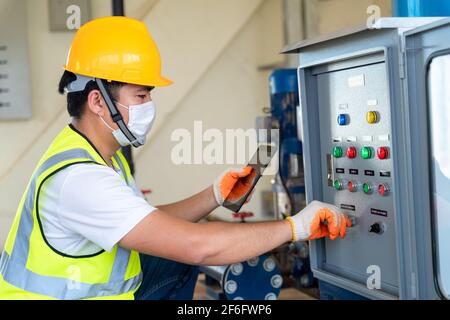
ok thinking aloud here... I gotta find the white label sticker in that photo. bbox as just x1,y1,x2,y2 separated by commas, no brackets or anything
367,99,378,106
348,74,365,88
362,135,373,142
378,134,390,141
347,136,357,142
339,104,349,110
333,137,343,142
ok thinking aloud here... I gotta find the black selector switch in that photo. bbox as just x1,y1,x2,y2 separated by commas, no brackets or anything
369,223,383,234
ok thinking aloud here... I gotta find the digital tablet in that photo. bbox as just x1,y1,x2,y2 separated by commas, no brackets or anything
222,144,276,212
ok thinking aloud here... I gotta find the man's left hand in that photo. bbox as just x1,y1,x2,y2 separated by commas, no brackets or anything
213,167,256,206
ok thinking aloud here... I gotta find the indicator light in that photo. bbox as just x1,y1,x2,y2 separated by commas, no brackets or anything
347,181,358,192
378,184,390,196
333,146,343,158
361,147,372,159
346,147,357,159
334,180,343,190
363,182,372,194
337,114,348,126
366,111,378,124
377,147,389,160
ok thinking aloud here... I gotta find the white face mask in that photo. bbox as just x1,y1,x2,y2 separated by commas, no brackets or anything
99,100,156,147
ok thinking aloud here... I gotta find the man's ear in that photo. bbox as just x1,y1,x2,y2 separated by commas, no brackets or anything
86,89,107,116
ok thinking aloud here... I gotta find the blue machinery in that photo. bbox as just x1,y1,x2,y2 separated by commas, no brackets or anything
392,0,450,17
268,69,306,216
266,70,314,291
199,255,283,300
200,70,312,300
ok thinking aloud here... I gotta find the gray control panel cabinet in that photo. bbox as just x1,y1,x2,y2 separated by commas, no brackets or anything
283,18,450,300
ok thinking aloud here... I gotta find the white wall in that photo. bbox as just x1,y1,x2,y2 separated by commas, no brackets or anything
0,0,279,245
0,0,159,245
314,0,392,36
134,0,285,222
135,0,392,221
0,0,393,247
0,0,73,244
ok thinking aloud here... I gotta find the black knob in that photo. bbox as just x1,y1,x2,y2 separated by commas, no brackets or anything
369,223,382,234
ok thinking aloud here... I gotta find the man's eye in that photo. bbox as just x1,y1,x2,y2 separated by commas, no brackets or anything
137,95,147,99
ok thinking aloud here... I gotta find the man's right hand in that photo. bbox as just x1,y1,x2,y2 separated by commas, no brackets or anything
286,200,352,241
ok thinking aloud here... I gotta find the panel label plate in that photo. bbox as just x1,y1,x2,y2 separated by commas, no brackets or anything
371,208,388,217
348,74,365,87
341,204,356,211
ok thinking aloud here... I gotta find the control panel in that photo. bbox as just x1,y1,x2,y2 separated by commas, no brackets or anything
316,61,398,294
290,17,450,300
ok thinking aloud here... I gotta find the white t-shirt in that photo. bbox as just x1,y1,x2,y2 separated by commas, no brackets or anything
38,162,156,256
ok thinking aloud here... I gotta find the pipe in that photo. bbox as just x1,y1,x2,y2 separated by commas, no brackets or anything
112,0,125,16
110,0,135,174
392,0,450,17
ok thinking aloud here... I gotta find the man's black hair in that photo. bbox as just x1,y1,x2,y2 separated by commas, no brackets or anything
58,71,125,119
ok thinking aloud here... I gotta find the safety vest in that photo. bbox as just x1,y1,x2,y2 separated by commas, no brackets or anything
0,125,142,299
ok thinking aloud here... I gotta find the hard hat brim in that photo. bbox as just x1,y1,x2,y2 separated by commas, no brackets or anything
63,65,174,87
152,75,174,87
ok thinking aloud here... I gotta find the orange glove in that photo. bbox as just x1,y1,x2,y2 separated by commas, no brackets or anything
286,200,352,241
213,167,257,206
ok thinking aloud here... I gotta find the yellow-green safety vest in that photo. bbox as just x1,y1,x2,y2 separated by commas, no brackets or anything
0,125,142,299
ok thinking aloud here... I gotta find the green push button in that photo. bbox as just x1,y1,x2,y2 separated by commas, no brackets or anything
334,180,343,190
361,147,372,159
363,183,371,194
333,146,343,158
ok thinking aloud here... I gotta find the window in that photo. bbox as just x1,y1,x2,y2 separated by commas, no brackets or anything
428,54,450,299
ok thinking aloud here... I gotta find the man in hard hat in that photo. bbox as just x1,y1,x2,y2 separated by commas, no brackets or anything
0,17,351,300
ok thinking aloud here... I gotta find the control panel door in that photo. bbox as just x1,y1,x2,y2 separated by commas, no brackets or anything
405,19,450,300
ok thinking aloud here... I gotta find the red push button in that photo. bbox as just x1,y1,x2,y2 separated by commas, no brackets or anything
378,184,390,196
346,147,357,159
347,181,358,192
377,147,389,160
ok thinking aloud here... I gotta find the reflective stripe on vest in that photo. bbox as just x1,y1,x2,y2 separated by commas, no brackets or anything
0,148,142,299
113,154,129,185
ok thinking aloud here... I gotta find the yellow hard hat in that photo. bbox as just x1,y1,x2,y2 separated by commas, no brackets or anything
64,16,172,87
